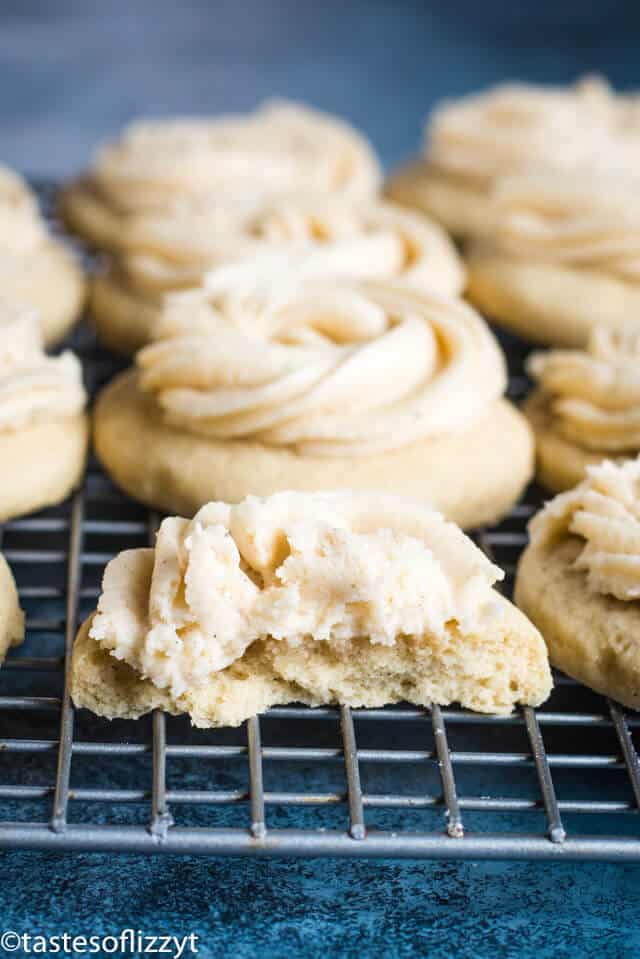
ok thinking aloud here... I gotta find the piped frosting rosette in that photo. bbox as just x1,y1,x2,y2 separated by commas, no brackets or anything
92,101,382,216
529,457,640,602
119,195,465,299
136,279,506,457
0,302,86,431
425,76,627,187
528,328,640,453
491,174,640,280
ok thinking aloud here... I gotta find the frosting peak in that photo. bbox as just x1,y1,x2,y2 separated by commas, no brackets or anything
89,491,504,697
0,303,86,431
137,280,506,456
528,328,640,452
529,458,640,602
93,101,382,214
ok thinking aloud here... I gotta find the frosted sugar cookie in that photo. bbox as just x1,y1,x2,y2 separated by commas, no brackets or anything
516,458,640,709
386,77,636,242
467,174,640,346
61,101,382,252
0,166,85,345
89,194,465,355
524,328,640,491
93,279,533,528
71,491,552,725
0,303,89,521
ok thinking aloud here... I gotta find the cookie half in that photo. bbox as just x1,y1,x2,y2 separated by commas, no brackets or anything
94,369,533,529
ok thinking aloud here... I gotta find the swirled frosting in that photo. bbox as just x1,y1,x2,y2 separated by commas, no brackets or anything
0,166,47,256
528,328,640,452
121,195,465,299
92,101,381,215
425,76,635,186
89,491,504,696
137,280,506,456
0,303,86,431
529,457,640,601
491,174,640,280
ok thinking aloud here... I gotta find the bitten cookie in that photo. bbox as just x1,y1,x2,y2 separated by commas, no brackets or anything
61,101,382,252
0,304,89,521
515,458,640,709
0,166,85,345
89,195,465,356
71,491,552,726
0,554,24,664
93,280,533,529
467,174,640,346
385,76,631,242
523,328,640,492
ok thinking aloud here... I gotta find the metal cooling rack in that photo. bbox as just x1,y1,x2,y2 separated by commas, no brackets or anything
0,183,639,861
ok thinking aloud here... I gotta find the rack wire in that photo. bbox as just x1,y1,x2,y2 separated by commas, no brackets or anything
0,183,639,861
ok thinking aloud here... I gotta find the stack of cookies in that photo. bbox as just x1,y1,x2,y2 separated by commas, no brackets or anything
3,86,639,724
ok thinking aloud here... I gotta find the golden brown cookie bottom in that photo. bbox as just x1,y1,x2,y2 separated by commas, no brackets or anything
0,554,24,664
6,241,86,346
94,370,534,529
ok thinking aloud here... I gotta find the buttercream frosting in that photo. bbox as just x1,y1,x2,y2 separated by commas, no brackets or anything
491,174,640,280
89,491,505,696
425,76,640,188
529,457,640,602
120,196,465,299
137,279,506,456
0,303,86,431
92,101,382,214
528,328,640,452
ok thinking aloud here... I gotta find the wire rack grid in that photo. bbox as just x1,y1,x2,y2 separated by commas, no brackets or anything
0,182,640,861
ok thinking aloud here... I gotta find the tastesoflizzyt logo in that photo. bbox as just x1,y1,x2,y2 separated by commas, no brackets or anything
0,929,199,956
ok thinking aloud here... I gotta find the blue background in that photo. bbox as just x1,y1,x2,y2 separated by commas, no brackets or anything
2,1,640,955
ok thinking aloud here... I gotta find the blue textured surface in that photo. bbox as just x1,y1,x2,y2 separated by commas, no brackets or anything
2,2,640,953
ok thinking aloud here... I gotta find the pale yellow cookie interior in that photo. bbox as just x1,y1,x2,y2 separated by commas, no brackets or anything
72,585,551,727
93,369,533,530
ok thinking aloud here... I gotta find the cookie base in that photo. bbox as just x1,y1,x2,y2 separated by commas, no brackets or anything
59,179,124,253
0,413,90,522
91,272,158,356
71,589,552,727
467,253,640,348
516,536,640,710
0,555,24,664
385,159,489,242
524,390,615,493
94,370,534,529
